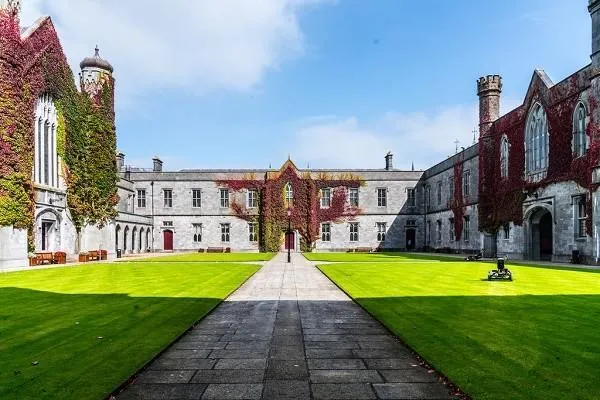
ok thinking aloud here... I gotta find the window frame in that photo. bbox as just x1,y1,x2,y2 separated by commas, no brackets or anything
193,223,202,243
437,181,442,205
248,222,258,242
220,223,231,242
573,102,588,158
463,216,470,243
377,188,388,207
449,218,455,242
377,222,386,242
219,188,230,208
525,103,550,182
503,223,510,240
463,170,471,198
192,189,202,208
320,188,332,208
349,187,359,207
500,135,509,178
321,223,331,242
247,189,259,209
137,189,146,208
407,188,416,207
285,182,293,207
163,189,173,208
349,222,359,242
575,196,587,239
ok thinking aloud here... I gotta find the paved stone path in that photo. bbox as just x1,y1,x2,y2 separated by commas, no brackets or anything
117,253,456,399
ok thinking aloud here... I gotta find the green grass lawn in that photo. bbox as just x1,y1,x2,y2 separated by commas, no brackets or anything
134,252,276,262
0,261,259,400
319,259,600,400
304,251,459,262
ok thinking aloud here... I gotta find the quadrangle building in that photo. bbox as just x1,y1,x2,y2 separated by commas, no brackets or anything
3,1,600,269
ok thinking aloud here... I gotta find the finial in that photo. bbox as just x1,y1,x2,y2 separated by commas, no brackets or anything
288,153,291,161
94,45,100,57
411,161,414,171
454,139,460,154
269,162,272,169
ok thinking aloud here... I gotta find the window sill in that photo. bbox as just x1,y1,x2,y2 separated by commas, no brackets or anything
575,237,587,242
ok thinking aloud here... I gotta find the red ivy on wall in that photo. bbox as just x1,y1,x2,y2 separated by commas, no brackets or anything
217,162,363,252
479,70,599,235
451,158,465,241
0,12,117,249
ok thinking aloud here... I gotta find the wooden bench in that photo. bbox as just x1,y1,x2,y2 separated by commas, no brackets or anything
99,249,108,260
53,252,67,264
197,248,206,253
36,252,53,265
88,250,100,261
356,247,373,253
225,247,231,253
207,247,224,253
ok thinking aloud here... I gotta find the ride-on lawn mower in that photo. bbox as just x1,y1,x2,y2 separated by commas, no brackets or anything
488,258,512,281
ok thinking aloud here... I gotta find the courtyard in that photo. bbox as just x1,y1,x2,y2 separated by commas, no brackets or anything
2,252,598,399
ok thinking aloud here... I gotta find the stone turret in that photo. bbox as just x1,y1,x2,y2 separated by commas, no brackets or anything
79,46,114,100
477,75,502,138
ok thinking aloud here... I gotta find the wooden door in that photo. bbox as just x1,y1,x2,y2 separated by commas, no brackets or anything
406,229,415,250
285,232,295,250
164,230,174,251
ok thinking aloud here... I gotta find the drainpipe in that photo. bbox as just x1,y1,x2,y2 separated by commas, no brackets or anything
151,180,155,252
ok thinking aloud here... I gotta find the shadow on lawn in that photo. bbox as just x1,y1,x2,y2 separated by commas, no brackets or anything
0,287,222,400
356,294,600,400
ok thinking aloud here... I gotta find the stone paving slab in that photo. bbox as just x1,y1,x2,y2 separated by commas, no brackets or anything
116,253,459,399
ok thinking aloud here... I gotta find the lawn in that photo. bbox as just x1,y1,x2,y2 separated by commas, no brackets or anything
133,252,276,262
0,261,259,400
318,259,600,400
304,251,459,262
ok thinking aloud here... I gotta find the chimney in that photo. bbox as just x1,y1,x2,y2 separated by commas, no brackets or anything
116,151,125,172
385,152,393,170
124,165,131,181
152,156,163,172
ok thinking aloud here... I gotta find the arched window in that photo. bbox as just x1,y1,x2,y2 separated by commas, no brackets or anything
573,102,587,158
34,94,59,188
284,182,293,207
525,103,549,182
500,135,509,178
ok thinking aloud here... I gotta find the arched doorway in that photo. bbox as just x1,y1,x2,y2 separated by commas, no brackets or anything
35,209,61,252
164,230,174,251
406,229,416,250
132,227,137,253
528,207,553,261
123,226,129,253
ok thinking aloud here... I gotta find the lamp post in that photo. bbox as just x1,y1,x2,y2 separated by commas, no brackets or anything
287,208,292,263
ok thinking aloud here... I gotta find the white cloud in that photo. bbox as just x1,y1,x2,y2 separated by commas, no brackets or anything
290,97,522,170
20,0,332,106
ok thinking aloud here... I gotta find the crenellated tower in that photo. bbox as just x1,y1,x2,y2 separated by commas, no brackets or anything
79,46,114,104
476,75,502,138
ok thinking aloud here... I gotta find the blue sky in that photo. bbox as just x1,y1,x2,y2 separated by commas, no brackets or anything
23,0,591,171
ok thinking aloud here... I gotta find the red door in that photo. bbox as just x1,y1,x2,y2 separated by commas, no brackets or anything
285,232,295,250
164,230,173,251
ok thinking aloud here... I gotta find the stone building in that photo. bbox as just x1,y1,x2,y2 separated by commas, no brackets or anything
4,1,600,269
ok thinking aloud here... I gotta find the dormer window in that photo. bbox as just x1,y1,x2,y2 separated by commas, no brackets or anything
525,103,549,182
573,102,588,158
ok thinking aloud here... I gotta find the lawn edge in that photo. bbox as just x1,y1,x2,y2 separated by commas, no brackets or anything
315,263,471,400
105,263,263,400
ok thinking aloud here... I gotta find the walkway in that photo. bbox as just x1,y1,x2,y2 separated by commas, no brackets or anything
117,253,456,399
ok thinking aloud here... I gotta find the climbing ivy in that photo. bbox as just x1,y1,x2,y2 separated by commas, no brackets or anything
0,12,118,248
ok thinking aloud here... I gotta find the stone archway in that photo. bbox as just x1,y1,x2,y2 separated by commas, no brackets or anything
525,206,554,261
35,208,62,252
